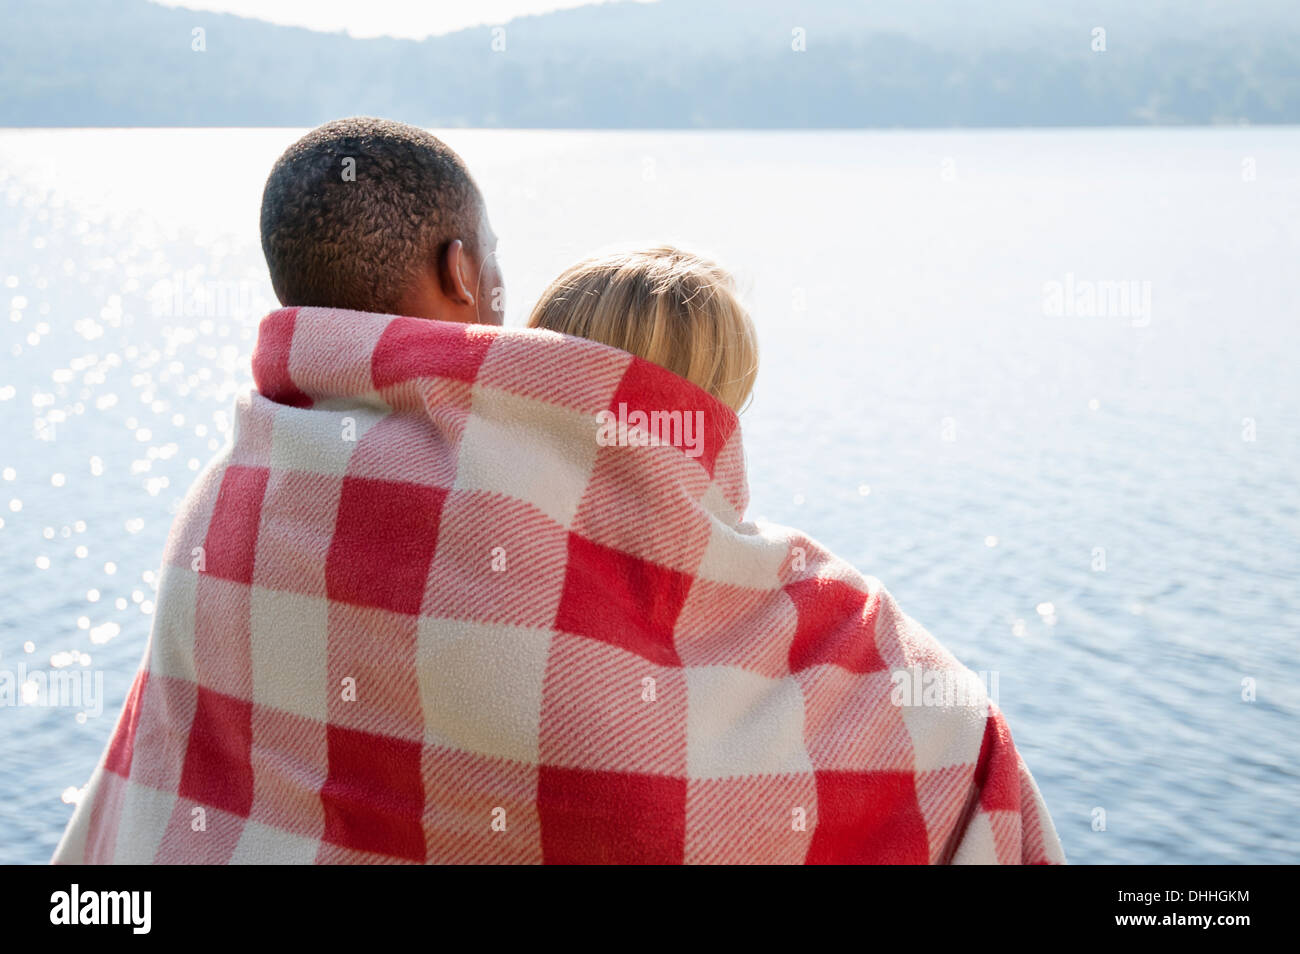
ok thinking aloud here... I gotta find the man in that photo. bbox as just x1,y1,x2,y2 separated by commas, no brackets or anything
54,117,1063,865
260,117,503,327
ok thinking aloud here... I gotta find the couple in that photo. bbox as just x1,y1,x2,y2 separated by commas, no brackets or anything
54,118,1063,865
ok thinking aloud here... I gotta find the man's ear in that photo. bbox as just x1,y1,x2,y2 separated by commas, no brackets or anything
438,239,476,306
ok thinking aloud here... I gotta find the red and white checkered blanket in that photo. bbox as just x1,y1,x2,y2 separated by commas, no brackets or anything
53,305,1064,864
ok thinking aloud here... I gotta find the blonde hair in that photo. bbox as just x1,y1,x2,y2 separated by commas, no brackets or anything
527,246,758,412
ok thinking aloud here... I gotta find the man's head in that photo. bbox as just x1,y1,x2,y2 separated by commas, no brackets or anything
260,117,503,325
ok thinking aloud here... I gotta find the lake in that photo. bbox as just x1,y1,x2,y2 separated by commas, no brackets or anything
1,128,1297,864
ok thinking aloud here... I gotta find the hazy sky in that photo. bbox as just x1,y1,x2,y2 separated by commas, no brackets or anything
149,0,645,38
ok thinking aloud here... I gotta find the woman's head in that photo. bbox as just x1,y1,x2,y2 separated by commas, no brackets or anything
527,246,758,412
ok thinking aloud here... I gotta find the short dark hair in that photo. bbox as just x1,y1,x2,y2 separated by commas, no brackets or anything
259,117,482,313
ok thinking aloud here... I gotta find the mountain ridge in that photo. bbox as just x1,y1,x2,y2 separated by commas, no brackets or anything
1,0,1297,127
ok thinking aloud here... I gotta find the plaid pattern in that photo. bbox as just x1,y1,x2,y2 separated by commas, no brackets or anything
52,306,1065,865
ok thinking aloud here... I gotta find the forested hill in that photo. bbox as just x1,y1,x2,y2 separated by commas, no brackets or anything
2,0,1297,127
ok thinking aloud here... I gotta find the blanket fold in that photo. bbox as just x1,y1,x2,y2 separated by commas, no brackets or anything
53,305,1064,864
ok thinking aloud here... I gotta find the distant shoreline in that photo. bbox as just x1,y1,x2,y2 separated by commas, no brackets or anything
5,0,1297,129
2,123,1297,132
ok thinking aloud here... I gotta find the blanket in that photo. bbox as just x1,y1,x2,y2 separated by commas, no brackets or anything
52,305,1065,864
